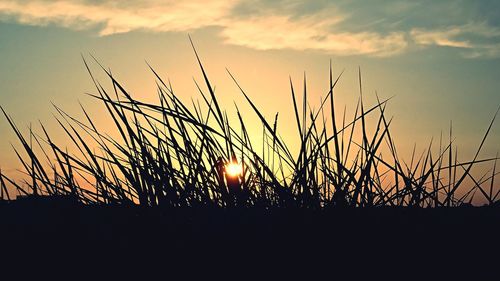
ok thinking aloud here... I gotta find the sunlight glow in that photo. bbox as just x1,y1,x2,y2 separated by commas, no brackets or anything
225,162,242,177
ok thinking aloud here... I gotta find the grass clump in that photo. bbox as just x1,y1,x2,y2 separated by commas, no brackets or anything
1,42,498,208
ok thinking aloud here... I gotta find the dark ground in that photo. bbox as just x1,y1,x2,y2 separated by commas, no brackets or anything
0,199,499,279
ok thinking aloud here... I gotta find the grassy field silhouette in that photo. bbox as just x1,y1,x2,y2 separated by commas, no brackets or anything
1,40,499,208
0,42,499,278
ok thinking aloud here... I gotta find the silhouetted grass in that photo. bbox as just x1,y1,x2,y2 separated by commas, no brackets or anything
1,41,499,208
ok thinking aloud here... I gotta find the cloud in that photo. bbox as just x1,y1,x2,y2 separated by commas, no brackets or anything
2,0,499,58
411,22,500,58
220,15,408,56
411,27,472,48
0,0,409,57
0,0,235,35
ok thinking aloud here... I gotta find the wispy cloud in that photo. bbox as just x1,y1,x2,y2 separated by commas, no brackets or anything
0,0,235,35
0,0,408,57
411,22,500,58
411,27,473,48
1,0,500,58
221,14,407,56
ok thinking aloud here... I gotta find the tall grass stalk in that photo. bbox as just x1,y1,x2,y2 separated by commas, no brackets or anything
1,45,498,208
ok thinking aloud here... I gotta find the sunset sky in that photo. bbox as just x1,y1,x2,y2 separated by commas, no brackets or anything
0,0,499,174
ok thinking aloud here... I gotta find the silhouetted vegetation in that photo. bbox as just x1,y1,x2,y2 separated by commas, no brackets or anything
0,40,499,209
1,42,500,280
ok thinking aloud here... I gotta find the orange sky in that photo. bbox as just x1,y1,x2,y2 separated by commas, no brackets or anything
0,1,499,203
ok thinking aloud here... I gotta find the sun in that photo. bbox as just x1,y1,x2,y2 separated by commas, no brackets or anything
225,162,243,177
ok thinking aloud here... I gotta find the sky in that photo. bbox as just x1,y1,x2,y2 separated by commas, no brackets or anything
0,0,499,180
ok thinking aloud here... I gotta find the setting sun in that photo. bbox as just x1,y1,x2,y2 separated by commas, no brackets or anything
225,162,243,177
